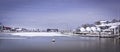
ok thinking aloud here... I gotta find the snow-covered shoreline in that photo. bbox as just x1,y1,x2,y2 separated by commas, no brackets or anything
1,32,119,38
1,32,70,37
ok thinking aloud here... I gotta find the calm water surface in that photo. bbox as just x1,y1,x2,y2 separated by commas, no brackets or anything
0,34,120,52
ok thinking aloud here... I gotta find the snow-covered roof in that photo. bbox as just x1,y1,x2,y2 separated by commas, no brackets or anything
109,26,117,29
96,22,120,27
91,27,97,31
80,27,86,32
103,29,111,32
96,28,101,31
86,27,91,31
100,21,107,23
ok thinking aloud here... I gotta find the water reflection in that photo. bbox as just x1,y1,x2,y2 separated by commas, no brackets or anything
0,35,120,52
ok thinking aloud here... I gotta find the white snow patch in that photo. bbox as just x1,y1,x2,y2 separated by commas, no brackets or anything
8,32,69,37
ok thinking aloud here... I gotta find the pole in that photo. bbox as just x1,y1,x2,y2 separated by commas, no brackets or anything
0,25,3,32
114,28,116,35
99,31,101,38
118,25,120,36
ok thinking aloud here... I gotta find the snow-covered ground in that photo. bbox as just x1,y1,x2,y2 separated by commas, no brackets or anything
4,32,69,37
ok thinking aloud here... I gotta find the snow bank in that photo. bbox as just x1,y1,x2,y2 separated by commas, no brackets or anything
8,32,68,37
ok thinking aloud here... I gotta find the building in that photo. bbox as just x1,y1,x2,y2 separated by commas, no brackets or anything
74,20,120,35
96,21,120,35
47,29,59,32
74,26,101,34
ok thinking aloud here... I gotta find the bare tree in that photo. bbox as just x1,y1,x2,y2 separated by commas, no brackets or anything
111,19,118,23
119,19,120,22
106,21,110,24
95,21,101,25
82,24,94,28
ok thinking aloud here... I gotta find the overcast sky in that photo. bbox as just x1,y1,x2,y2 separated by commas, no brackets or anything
0,0,120,29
